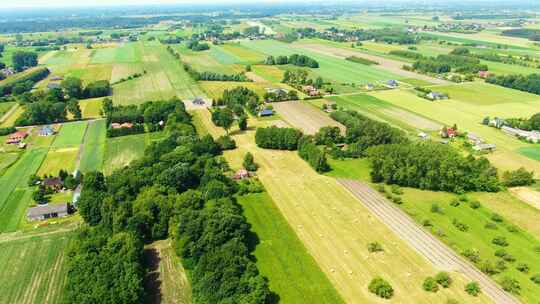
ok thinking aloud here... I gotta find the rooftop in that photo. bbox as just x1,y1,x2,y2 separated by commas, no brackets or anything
27,204,68,217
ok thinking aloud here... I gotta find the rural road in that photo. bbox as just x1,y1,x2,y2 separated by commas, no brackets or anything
338,179,520,304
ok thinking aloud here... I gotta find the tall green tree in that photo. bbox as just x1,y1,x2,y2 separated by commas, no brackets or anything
61,77,83,99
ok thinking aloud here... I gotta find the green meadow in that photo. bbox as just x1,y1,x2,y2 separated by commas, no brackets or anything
79,119,107,173
52,121,88,148
102,133,147,175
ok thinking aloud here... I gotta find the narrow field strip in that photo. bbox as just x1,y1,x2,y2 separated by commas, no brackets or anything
338,179,519,304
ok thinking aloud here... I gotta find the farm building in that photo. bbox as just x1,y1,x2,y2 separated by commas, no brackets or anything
478,71,490,78
426,92,448,100
502,126,540,143
233,169,250,180
467,133,483,145
111,122,134,129
38,126,55,136
5,131,28,144
193,97,206,105
266,88,289,95
473,143,496,152
27,204,69,221
47,83,61,90
418,132,429,140
43,177,63,191
259,109,274,117
489,117,506,128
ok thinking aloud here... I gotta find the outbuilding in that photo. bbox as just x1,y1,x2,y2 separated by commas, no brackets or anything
27,204,69,221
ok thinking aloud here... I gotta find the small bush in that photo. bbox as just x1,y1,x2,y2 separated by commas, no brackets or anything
422,219,432,227
465,282,481,296
469,200,481,209
216,135,236,150
435,272,452,288
495,260,507,272
491,213,504,222
431,203,443,214
376,184,386,193
390,184,402,195
531,274,540,284
484,222,497,230
492,236,509,247
367,242,384,253
391,196,403,204
462,249,481,263
368,277,394,299
449,198,460,207
516,263,529,273
423,277,439,292
458,195,468,202
502,254,516,263
500,277,520,295
507,225,519,233
452,219,469,232
480,260,499,275
494,249,507,258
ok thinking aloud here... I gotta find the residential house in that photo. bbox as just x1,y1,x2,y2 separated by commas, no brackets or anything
473,143,496,152
440,127,456,138
489,117,506,128
27,204,69,221
38,126,55,136
384,80,399,89
193,97,206,105
478,71,490,78
43,177,63,191
6,131,28,144
233,169,250,180
426,92,448,100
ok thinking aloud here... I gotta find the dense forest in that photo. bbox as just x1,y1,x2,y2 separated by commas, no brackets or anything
486,73,540,95
0,67,49,97
65,101,271,303
265,54,319,68
14,87,81,126
501,28,540,41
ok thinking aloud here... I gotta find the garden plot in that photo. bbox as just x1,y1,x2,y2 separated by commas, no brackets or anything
272,101,345,135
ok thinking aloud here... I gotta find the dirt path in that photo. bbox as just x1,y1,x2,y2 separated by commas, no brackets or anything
296,43,450,85
509,187,540,210
272,101,345,135
338,179,520,304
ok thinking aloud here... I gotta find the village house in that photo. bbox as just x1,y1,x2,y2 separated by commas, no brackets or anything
473,143,496,152
478,71,490,78
27,203,69,221
233,169,250,180
50,76,64,81
193,97,206,106
38,125,55,136
302,85,320,97
43,177,63,191
467,132,483,145
365,83,375,90
6,131,28,144
489,117,506,128
440,127,456,138
418,132,429,140
111,122,134,129
501,126,540,143
259,109,274,117
384,80,399,89
266,88,289,95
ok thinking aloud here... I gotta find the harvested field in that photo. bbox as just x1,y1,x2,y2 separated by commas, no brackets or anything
338,179,519,304
295,42,450,85
272,101,345,135
192,110,489,303
508,187,540,210
103,133,146,175
79,119,106,173
79,98,103,119
37,147,79,176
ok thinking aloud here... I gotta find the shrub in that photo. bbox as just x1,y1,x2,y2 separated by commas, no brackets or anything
368,277,394,299
216,135,236,150
431,203,443,214
492,236,509,247
484,222,498,230
480,260,499,275
367,242,384,253
243,152,258,171
531,274,540,284
507,225,519,233
435,272,452,288
391,196,403,204
452,219,469,232
376,184,386,193
465,282,481,296
423,277,439,292
469,200,481,209
462,249,481,263
502,167,535,187
495,260,507,272
494,249,507,258
516,263,529,273
422,219,433,227
500,277,520,295
491,213,504,222
449,198,460,207
458,195,469,202
390,184,403,195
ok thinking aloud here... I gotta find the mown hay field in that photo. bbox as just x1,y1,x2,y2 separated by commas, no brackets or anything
79,98,103,119
37,147,79,176
199,81,291,100
0,231,72,304
192,110,490,304
102,133,147,175
79,119,107,173
237,192,344,303
0,102,15,118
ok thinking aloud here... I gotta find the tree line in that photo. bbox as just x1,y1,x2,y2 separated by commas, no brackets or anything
183,62,251,82
265,54,319,68
410,53,488,75
0,67,49,97
14,87,81,126
66,103,271,303
61,77,111,99
486,74,540,95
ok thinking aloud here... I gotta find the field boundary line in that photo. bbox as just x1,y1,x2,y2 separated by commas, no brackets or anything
337,179,520,304
0,104,19,124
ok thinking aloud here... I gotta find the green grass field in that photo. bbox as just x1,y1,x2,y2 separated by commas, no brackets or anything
0,102,15,117
237,192,344,303
519,146,540,161
240,40,402,85
0,231,72,304
0,148,47,233
0,189,32,232
52,121,88,148
102,133,147,175
90,42,143,64
0,152,20,174
79,98,103,119
434,82,540,106
79,119,107,173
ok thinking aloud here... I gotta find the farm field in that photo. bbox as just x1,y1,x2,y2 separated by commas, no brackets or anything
37,147,79,176
238,192,344,303
199,81,292,100
0,102,15,117
52,121,88,148
326,93,442,132
79,119,106,173
0,105,24,128
272,101,345,135
79,98,103,119
0,231,72,304
0,189,32,233
0,152,20,173
102,133,147,175
193,110,489,304
369,85,540,175
144,240,192,304
240,40,404,85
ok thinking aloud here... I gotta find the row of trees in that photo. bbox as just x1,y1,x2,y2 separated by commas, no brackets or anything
183,63,250,82
186,40,210,51
14,87,81,126
255,126,302,150
265,54,319,68
298,135,330,173
411,54,488,74
12,51,38,71
504,112,540,131
61,77,111,99
0,67,49,96
486,74,540,95
68,103,271,303
263,90,298,102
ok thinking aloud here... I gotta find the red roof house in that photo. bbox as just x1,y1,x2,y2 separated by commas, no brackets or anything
6,131,28,144
478,71,490,78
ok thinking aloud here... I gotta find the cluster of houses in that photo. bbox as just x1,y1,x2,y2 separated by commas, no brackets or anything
501,126,540,144
365,80,399,91
467,132,496,152
5,131,29,147
302,85,321,97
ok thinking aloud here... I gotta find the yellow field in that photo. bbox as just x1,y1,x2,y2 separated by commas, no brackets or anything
0,106,24,128
80,98,103,119
199,81,293,100
221,44,266,62
37,147,79,176
192,110,490,304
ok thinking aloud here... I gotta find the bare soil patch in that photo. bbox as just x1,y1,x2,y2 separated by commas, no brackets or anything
509,187,540,210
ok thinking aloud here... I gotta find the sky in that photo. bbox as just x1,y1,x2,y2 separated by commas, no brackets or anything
2,0,295,8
